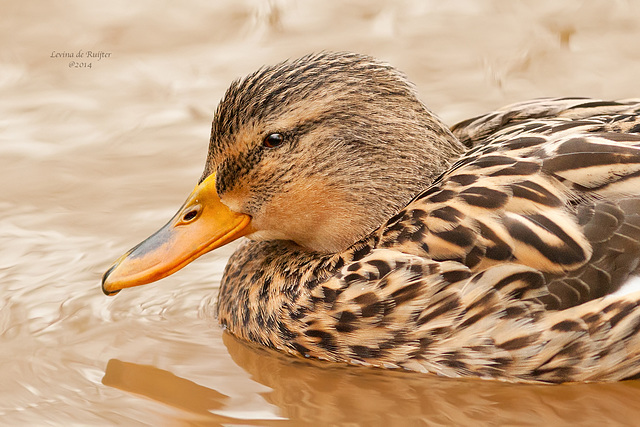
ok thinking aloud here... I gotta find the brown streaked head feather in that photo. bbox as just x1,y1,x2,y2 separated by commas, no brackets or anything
201,52,466,253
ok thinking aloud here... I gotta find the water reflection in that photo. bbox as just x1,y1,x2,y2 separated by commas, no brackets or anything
103,360,231,422
104,333,640,426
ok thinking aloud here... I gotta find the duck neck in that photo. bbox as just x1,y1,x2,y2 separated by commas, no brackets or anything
309,111,466,253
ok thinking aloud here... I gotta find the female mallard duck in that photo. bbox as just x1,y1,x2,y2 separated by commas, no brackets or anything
102,52,640,383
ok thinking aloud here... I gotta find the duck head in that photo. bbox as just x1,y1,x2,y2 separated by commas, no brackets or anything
102,52,465,295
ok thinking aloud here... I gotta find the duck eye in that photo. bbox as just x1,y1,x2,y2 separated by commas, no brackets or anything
263,133,284,148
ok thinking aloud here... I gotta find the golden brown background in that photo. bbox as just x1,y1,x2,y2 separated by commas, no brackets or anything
2,1,640,425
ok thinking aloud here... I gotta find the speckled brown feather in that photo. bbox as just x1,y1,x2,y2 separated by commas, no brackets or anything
209,54,640,382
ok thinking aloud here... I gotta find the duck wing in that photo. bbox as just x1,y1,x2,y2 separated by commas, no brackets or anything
451,97,640,148
380,99,640,310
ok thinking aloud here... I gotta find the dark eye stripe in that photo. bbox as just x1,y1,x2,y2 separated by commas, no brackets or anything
216,147,264,195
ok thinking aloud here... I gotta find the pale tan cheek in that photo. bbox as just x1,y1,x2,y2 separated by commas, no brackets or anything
250,178,366,252
259,180,334,237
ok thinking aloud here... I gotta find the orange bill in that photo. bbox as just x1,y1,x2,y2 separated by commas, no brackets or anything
101,173,253,295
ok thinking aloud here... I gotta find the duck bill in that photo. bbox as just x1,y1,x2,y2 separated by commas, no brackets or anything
101,174,253,296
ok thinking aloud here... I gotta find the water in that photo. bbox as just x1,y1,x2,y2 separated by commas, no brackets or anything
2,0,640,424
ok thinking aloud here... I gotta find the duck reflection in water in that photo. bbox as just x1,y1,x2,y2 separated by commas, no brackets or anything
102,332,640,425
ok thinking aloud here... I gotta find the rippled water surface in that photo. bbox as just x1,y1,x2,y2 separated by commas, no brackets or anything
3,1,640,425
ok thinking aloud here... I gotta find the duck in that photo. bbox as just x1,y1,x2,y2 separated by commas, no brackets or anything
102,52,640,383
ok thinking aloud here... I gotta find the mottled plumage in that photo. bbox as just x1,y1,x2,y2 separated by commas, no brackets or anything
103,52,640,383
